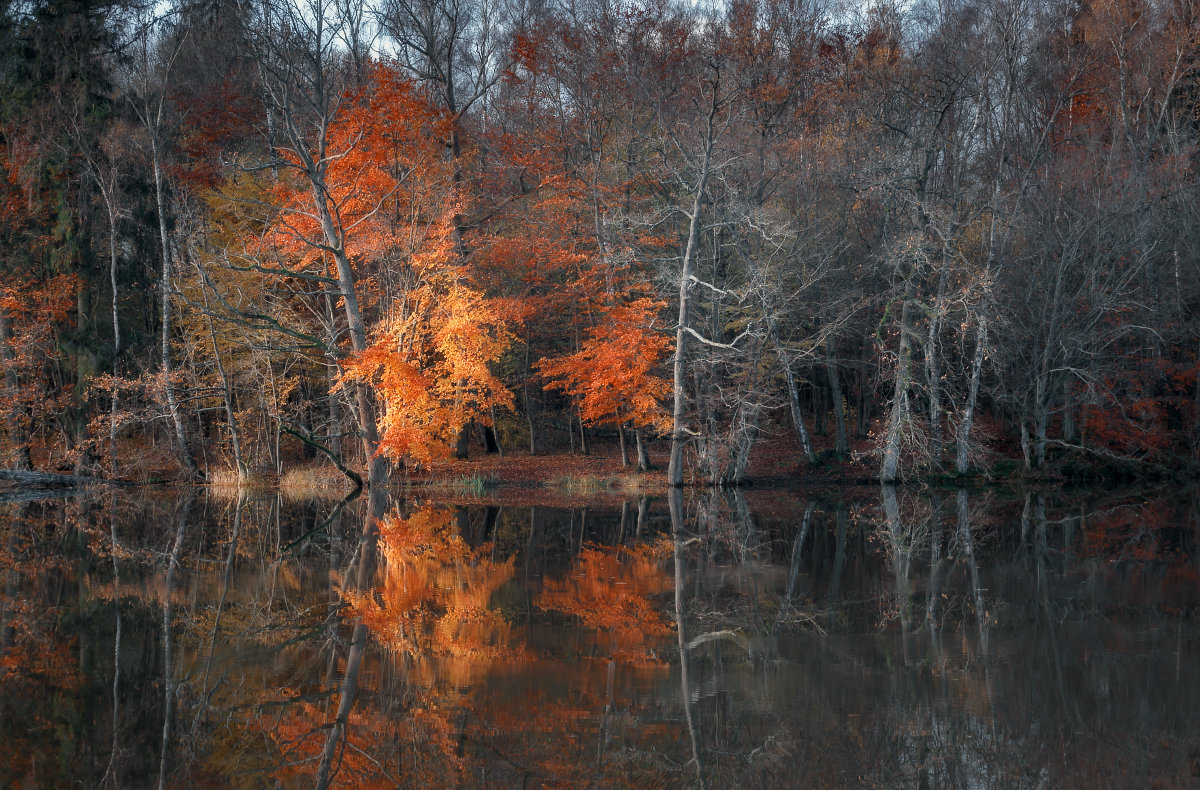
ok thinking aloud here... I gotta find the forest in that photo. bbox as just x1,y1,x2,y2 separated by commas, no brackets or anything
0,0,1198,490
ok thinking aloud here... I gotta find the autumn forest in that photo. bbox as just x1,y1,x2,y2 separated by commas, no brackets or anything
2,0,1199,491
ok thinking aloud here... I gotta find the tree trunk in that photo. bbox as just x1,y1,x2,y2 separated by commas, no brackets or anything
578,412,590,455
151,143,200,480
1033,370,1051,468
856,339,872,438
489,405,503,456
197,263,245,477
668,136,715,488
956,317,987,474
327,364,342,459
780,349,817,465
726,402,759,485
1019,405,1032,471
1061,378,1075,442
102,185,121,475
479,423,500,454
524,340,538,455
825,339,849,456
635,428,651,472
881,278,917,483
618,422,630,467
926,265,949,466
814,381,826,436
311,183,386,491
322,291,344,461
453,423,470,459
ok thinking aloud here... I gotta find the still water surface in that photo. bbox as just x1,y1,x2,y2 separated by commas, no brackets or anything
1,485,1198,788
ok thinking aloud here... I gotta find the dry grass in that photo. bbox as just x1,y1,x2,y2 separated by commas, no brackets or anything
279,463,357,501
547,472,654,496
205,467,271,499
610,471,656,493
549,473,607,496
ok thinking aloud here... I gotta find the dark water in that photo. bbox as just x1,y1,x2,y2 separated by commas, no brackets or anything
1,485,1198,788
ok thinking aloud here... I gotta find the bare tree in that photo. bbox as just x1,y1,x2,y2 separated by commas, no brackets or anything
243,0,390,492
125,8,202,479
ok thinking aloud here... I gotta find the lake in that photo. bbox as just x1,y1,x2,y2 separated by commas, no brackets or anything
1,484,1197,788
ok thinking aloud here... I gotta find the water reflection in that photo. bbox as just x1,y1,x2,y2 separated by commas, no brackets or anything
0,485,1198,787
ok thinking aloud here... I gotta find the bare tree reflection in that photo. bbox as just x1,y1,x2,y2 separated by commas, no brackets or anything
315,485,387,789
158,492,194,790
2,486,1200,788
670,486,705,789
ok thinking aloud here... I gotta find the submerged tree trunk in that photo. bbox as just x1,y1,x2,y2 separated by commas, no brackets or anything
157,493,193,790
316,510,381,789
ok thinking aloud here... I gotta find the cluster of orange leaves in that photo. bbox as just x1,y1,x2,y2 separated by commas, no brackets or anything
247,62,517,462
341,256,515,464
537,297,672,433
537,537,675,663
0,274,80,437
343,508,521,677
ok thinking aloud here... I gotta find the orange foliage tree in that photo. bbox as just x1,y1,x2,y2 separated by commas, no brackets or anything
339,226,515,465
238,60,516,466
0,275,80,467
537,297,671,447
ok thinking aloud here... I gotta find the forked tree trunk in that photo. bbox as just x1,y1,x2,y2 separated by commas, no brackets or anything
668,133,715,488
310,180,386,492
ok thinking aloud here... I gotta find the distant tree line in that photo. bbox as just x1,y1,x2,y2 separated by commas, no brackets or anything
0,0,1197,485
